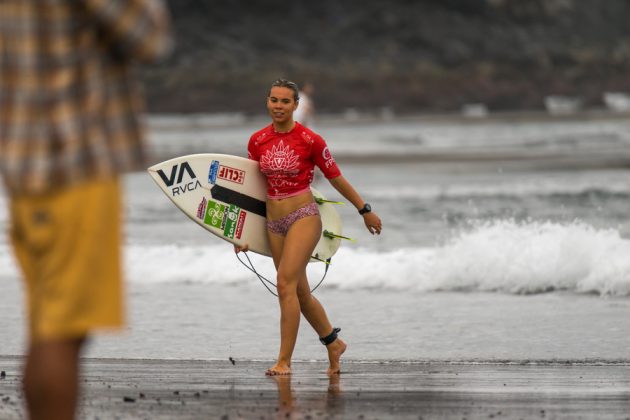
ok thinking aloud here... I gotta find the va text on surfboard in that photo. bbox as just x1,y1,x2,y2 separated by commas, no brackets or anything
156,161,202,196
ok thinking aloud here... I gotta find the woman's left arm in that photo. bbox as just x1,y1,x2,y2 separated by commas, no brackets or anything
328,175,382,235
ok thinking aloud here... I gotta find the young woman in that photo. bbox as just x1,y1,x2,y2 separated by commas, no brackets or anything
241,79,382,376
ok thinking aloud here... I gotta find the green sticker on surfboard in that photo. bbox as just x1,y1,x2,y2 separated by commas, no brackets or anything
204,200,241,239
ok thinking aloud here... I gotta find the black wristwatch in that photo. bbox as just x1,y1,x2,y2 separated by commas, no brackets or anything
358,203,372,215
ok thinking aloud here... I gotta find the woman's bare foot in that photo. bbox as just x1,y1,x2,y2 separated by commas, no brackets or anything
266,361,292,376
326,339,347,375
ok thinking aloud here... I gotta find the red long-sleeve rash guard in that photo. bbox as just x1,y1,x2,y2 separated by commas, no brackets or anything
248,122,341,199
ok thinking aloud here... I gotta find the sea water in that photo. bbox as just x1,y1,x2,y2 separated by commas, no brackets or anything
2,115,630,362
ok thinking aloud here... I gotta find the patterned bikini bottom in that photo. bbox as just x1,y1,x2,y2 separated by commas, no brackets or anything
266,202,320,236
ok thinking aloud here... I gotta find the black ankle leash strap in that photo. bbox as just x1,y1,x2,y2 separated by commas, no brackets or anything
319,327,341,345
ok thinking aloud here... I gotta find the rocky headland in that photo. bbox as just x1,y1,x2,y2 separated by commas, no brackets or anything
143,0,630,115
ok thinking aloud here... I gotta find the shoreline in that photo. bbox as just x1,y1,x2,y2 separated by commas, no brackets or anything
4,355,630,365
147,107,630,129
2,357,629,419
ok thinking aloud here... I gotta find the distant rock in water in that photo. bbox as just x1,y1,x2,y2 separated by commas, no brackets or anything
544,96,582,116
603,92,630,113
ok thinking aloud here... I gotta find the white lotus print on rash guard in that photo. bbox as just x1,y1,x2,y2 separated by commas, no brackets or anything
260,140,300,177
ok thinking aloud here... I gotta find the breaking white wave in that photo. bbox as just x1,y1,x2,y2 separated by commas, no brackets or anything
0,221,630,296
2,220,629,296
127,220,630,296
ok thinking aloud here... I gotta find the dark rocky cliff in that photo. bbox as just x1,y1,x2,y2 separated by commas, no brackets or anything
143,0,630,115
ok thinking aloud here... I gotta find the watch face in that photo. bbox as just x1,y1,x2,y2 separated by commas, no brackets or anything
364,203,371,212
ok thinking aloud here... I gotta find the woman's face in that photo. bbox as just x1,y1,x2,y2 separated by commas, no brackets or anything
267,86,298,125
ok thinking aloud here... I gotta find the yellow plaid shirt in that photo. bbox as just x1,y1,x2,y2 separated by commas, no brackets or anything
0,0,172,194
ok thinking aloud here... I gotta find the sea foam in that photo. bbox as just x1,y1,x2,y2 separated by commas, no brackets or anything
2,220,629,296
125,220,630,296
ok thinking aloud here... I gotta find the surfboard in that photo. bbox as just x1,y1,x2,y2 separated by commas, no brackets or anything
147,153,343,261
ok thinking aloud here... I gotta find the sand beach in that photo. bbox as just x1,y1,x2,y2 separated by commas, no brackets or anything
1,357,629,419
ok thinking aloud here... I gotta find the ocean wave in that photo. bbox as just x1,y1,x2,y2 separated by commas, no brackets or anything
369,183,630,201
2,220,629,296
409,220,630,296
126,220,630,296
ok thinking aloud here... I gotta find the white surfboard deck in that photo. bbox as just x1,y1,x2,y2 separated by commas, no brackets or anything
147,153,343,261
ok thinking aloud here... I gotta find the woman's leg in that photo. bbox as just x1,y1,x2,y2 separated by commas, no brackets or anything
297,277,347,375
266,215,322,375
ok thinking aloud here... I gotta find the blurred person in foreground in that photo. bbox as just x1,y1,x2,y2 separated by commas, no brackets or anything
0,1,172,419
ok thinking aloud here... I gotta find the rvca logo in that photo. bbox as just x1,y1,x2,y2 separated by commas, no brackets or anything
157,162,201,196
157,162,196,186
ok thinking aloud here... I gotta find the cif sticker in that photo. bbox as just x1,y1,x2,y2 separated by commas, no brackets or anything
218,165,245,184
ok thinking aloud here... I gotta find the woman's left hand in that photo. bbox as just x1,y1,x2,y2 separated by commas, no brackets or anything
234,244,249,253
362,212,382,235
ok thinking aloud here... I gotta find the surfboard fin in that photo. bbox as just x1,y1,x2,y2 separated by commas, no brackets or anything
323,230,356,242
315,197,345,205
310,255,332,264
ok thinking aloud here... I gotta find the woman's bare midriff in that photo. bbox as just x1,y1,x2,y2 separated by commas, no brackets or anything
266,190,316,221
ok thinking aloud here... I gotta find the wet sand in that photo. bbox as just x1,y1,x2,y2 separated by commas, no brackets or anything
1,357,629,419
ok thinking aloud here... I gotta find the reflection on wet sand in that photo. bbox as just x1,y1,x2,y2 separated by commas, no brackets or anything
270,374,343,418
2,358,628,419
326,374,343,411
272,376,294,416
